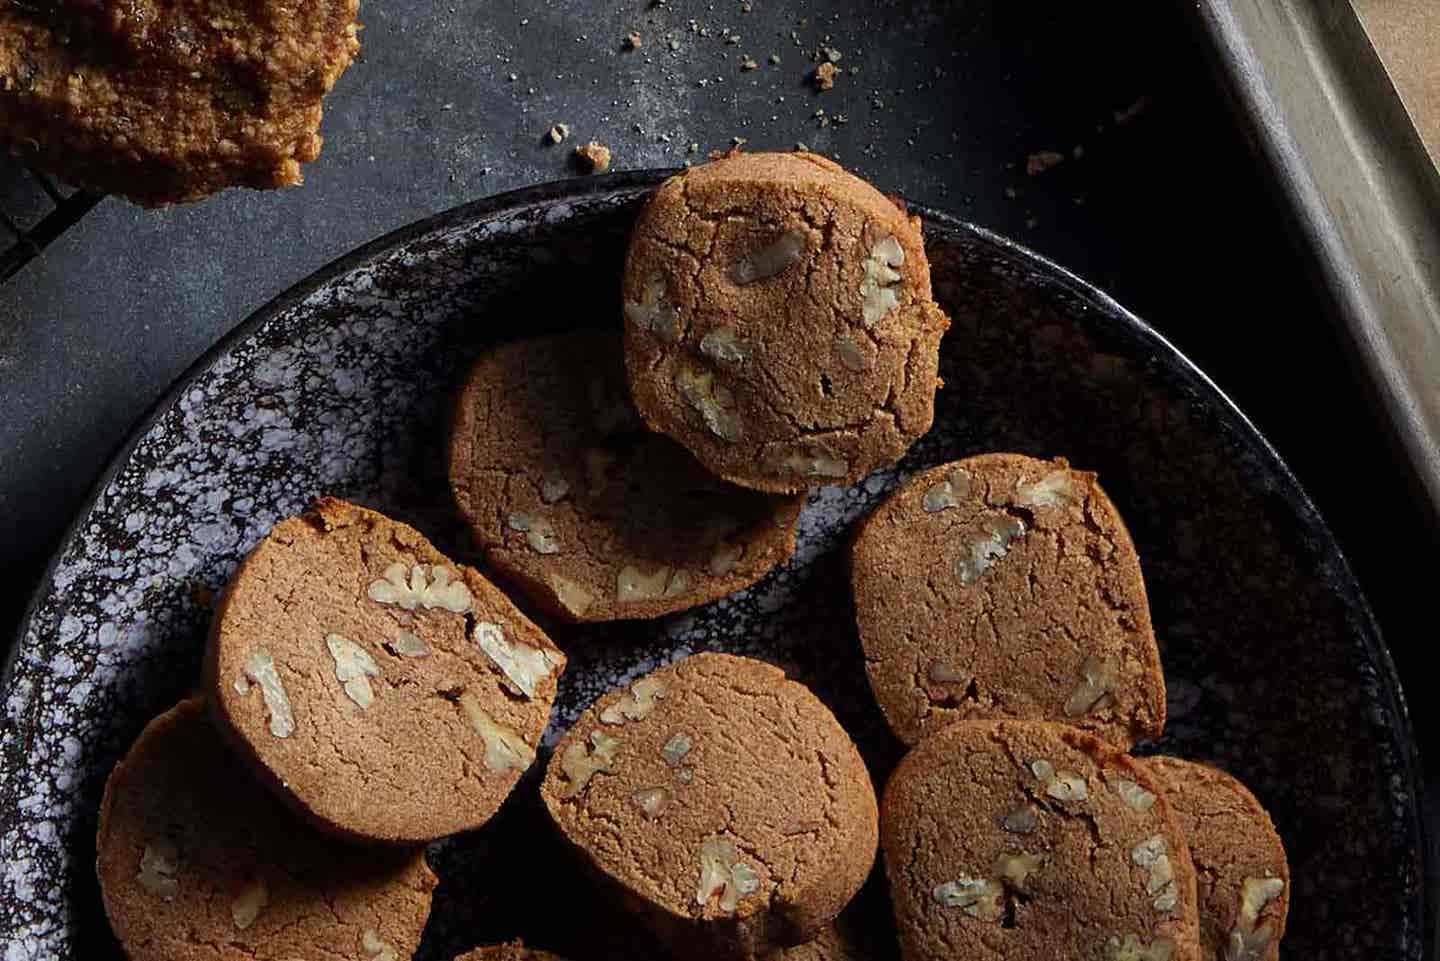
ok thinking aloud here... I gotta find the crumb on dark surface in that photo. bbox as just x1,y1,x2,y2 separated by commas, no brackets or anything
814,61,839,91
574,140,612,173
1026,150,1066,175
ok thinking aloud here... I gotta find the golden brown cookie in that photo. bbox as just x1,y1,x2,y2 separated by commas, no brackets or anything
760,923,860,960
204,497,566,844
448,331,803,622
457,943,568,961
540,653,879,960
1141,757,1290,961
96,698,436,961
881,720,1201,961
0,0,359,205
850,453,1165,748
622,151,950,493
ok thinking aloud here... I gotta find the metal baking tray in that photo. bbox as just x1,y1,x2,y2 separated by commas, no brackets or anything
1191,0,1440,533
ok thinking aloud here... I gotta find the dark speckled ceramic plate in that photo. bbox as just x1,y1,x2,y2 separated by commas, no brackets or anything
1,173,1430,960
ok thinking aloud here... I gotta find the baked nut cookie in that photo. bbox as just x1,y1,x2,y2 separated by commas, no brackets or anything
458,943,567,961
96,699,436,961
881,720,1201,961
449,331,803,622
622,151,950,493
540,653,878,959
761,923,860,961
0,0,359,205
1141,757,1290,961
204,497,566,844
850,452,1165,748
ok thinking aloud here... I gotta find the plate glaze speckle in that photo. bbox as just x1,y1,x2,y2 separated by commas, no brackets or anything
1,173,1428,960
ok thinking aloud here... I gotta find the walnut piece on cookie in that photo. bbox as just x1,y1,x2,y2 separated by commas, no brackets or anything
448,331,803,623
850,452,1166,749
621,151,950,494
1141,757,1290,961
203,497,565,844
96,699,435,961
541,653,878,960
881,719,1201,961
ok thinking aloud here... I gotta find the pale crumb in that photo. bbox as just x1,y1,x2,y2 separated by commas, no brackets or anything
546,123,571,144
624,31,643,50
813,61,838,91
575,141,612,173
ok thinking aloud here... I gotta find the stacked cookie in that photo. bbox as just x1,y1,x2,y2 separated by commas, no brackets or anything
95,153,1289,961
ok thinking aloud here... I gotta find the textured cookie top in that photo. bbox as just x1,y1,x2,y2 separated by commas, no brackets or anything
0,0,359,204
850,452,1165,748
622,151,950,493
449,331,803,622
96,699,436,961
762,923,861,960
541,653,878,939
1142,757,1289,961
205,497,565,843
882,720,1201,961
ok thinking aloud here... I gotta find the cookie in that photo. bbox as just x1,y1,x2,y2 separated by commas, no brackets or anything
448,331,803,622
204,496,566,844
1141,757,1290,961
622,151,950,493
850,453,1165,748
881,719,1201,961
762,923,860,961
458,943,567,961
540,653,878,959
96,698,436,961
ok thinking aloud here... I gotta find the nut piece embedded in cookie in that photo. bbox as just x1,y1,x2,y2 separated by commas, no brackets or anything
621,151,951,493
881,720,1202,961
1140,757,1290,961
541,653,878,960
850,452,1166,749
448,331,804,623
204,497,565,843
96,699,435,961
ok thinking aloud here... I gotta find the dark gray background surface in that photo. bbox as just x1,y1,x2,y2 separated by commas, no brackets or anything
1,0,1435,890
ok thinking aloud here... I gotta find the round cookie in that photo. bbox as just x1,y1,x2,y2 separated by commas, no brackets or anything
204,496,566,844
448,330,804,622
761,923,860,961
96,699,436,961
850,452,1165,748
458,943,567,961
540,653,879,960
881,719,1201,961
622,151,951,493
1140,757,1290,961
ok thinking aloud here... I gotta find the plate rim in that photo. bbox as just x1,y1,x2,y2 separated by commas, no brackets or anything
4,169,1431,949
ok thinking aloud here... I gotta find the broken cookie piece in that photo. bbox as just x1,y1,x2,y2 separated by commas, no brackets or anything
449,331,803,623
1140,757,1290,961
96,699,435,961
881,719,1201,961
621,151,950,494
541,653,878,960
204,497,565,843
849,452,1166,749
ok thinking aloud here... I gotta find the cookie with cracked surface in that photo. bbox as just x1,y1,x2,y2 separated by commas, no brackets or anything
621,151,950,494
457,942,568,961
96,698,436,961
448,330,804,623
0,0,359,205
850,452,1165,748
203,496,566,844
761,922,861,960
881,719,1201,961
1140,757,1290,961
540,652,879,960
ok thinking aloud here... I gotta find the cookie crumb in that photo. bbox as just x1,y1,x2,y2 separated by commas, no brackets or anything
1026,150,1066,176
813,62,838,91
575,140,612,173
546,123,571,145
624,31,643,50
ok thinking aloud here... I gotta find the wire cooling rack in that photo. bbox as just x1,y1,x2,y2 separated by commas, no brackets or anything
0,163,103,284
